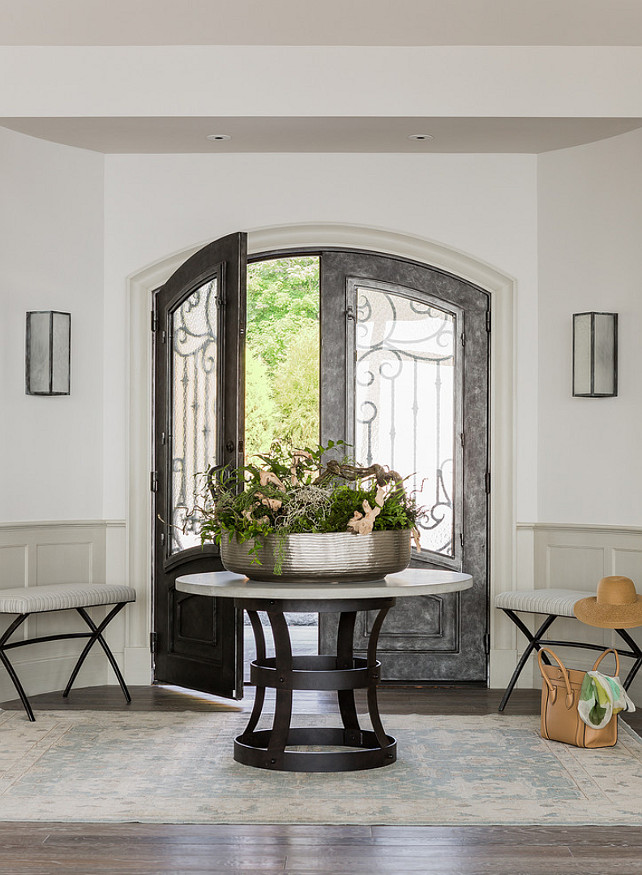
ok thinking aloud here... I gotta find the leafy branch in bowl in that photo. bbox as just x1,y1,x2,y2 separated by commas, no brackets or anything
193,441,422,570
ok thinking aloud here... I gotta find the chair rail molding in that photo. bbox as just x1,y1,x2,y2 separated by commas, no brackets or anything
127,222,516,688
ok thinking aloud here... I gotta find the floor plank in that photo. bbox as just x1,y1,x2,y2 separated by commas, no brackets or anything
1,684,641,873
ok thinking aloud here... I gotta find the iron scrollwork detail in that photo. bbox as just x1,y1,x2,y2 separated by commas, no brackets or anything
170,279,219,553
354,289,456,558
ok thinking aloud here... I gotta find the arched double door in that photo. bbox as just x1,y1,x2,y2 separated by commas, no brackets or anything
152,233,490,698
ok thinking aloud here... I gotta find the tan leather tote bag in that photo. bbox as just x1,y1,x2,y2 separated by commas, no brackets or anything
538,647,619,748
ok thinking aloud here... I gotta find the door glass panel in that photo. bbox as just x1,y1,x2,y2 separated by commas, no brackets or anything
170,277,219,553
353,285,458,559
245,256,320,458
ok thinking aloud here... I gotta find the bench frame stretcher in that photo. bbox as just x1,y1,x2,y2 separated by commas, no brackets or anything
0,602,131,722
499,608,642,712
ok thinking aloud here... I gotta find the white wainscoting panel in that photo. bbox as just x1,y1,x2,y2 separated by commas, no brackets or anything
0,545,28,584
500,524,642,699
0,521,132,705
4,520,641,703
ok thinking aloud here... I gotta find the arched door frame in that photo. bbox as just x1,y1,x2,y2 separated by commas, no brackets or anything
126,223,516,687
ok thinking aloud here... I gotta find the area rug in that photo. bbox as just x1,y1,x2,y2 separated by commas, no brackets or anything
1,709,642,825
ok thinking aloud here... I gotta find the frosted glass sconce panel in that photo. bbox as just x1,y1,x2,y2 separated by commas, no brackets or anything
572,312,617,398
25,311,71,395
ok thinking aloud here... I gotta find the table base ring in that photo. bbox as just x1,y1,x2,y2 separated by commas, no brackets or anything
234,726,397,772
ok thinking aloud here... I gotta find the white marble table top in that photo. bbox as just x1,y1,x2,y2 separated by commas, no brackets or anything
175,568,473,601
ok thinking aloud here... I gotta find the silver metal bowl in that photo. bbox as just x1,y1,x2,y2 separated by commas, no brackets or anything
220,530,411,583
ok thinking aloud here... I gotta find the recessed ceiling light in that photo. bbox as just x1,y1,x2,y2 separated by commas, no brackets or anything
408,134,434,141
206,134,231,141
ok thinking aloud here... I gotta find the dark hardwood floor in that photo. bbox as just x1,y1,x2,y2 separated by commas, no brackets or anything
2,684,642,874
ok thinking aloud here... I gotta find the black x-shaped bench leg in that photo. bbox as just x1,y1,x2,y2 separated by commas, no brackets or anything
0,614,34,721
498,611,555,712
63,603,131,702
499,609,642,712
0,602,131,722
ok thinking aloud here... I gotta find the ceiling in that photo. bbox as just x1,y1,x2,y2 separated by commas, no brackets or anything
1,0,642,46
3,2,640,155
2,117,641,154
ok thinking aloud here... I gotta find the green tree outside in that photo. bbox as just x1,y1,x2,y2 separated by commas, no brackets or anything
245,256,320,459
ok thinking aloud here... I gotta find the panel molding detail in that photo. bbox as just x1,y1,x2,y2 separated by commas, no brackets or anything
496,522,642,696
0,520,143,704
5,519,639,697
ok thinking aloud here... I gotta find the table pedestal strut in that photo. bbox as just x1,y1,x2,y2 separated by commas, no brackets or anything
233,596,397,772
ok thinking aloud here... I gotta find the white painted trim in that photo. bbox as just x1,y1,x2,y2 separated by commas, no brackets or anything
126,222,517,688
0,519,125,529
0,653,107,705
0,519,127,699
502,521,642,693
518,522,642,535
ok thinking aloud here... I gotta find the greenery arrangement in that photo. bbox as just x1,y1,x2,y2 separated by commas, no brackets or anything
196,442,422,565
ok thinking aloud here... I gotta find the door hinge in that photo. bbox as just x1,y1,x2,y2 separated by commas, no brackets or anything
485,470,491,493
486,310,491,332
459,532,464,549
151,310,158,332
460,332,466,347
150,471,158,492
150,632,157,654
484,632,490,655
460,432,465,448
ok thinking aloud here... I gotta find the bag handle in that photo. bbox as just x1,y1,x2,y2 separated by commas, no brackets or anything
537,647,574,707
593,647,620,676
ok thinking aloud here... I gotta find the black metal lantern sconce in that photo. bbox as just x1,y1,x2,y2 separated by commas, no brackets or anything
572,312,618,398
25,311,71,396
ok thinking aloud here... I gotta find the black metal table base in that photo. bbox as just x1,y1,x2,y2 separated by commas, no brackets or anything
498,608,642,712
235,595,397,772
0,603,132,722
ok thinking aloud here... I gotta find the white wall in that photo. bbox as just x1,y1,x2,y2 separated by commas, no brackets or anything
538,128,642,526
0,127,104,521
103,151,539,521
4,125,641,698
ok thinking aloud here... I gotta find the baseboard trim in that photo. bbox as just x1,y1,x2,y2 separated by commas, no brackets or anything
0,652,107,707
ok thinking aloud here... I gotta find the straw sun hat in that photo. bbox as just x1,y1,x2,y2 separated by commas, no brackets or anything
574,576,642,629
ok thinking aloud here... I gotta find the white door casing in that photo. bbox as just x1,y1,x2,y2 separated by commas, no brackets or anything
125,223,516,686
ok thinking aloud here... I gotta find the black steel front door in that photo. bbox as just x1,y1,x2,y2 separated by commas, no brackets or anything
152,233,246,698
319,251,490,682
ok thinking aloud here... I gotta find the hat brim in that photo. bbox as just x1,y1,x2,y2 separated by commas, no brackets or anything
573,594,642,629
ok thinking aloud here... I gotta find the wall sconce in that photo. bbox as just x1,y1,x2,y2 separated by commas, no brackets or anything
572,312,618,398
25,311,71,396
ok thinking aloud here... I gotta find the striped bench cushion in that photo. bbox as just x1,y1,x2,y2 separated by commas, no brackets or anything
0,583,136,614
495,588,594,618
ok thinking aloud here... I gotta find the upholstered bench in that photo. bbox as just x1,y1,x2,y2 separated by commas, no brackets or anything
0,583,136,721
495,588,642,711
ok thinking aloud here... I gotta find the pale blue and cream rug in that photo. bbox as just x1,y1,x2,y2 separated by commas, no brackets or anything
1,710,641,825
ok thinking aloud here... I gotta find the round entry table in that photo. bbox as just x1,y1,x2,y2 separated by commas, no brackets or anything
175,568,472,772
